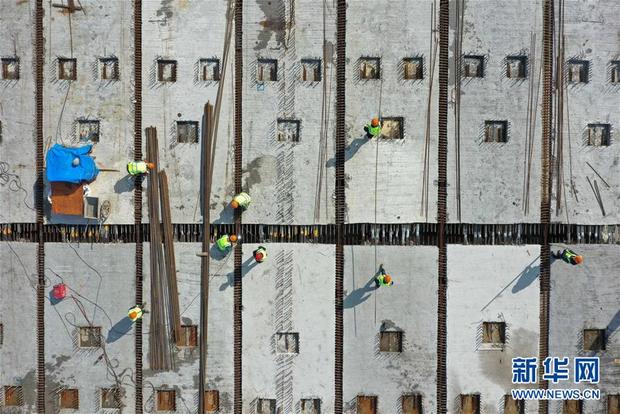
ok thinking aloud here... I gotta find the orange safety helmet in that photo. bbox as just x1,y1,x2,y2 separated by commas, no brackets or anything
231,199,240,209
146,162,155,170
371,118,380,127
129,311,138,320
383,274,392,284
574,255,584,264
229,234,238,243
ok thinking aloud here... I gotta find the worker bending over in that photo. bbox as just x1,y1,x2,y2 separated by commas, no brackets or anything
216,234,239,252
253,246,267,263
127,160,155,176
231,192,252,210
554,248,583,265
128,303,146,322
375,266,394,288
365,117,382,138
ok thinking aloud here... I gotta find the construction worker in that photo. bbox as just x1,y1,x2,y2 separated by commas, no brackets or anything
127,160,155,176
216,234,239,252
554,249,583,265
375,267,394,288
128,304,145,322
253,246,267,263
231,192,252,210
364,117,382,138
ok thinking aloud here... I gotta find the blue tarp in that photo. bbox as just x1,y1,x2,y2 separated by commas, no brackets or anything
46,144,99,184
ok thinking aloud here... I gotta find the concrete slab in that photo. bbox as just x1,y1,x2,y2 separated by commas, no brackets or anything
241,2,337,224
242,243,335,413
43,1,135,225
447,0,543,223
343,246,438,413
142,243,234,414
447,245,540,414
345,1,439,223
549,245,620,413
0,2,37,223
44,243,136,413
0,242,37,412
142,1,235,225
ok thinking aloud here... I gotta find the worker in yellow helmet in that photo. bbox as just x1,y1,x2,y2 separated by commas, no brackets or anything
230,192,252,210
127,160,155,176
128,303,146,322
365,117,382,138
216,234,239,252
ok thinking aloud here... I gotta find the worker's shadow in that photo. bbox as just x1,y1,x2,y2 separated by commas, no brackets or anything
343,270,382,309
325,136,370,168
106,317,134,344
114,174,135,194
219,256,259,291
511,259,541,293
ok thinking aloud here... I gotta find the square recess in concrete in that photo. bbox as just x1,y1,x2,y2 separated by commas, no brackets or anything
608,395,620,414
100,388,121,409
301,58,321,82
583,328,606,351
463,55,484,78
300,398,321,413
58,57,77,80
4,386,23,406
359,57,381,80
176,120,199,143
563,399,582,414
257,58,278,82
379,331,403,352
157,59,177,82
357,395,377,414
77,119,100,142
79,326,101,347
200,58,220,81
100,57,119,80
484,120,508,143
276,332,299,354
257,398,276,414
460,394,480,414
401,394,423,414
504,394,524,414
380,117,404,139
205,390,219,412
567,59,589,83
1,57,19,80
481,321,506,348
611,61,620,83
506,56,527,79
277,119,301,142
59,388,79,409
403,57,424,80
586,123,611,146
157,389,176,411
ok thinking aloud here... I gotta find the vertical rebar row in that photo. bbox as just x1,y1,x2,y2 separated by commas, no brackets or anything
436,1,449,413
35,1,45,412
233,1,243,413
539,1,554,413
133,1,144,412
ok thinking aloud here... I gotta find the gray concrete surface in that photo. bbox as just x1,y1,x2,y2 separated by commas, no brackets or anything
43,1,135,225
345,1,438,224
241,1,337,225
343,246,438,414
447,245,541,414
44,243,136,414
143,243,234,414
0,1,37,224
0,243,37,413
549,245,620,413
242,243,335,413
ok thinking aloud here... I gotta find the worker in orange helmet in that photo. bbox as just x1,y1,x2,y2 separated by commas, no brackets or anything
553,248,584,265
230,192,252,210
364,117,382,138
128,303,146,322
127,160,155,176
216,234,239,252
375,265,394,288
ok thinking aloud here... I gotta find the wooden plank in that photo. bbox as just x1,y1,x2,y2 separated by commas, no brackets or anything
50,182,83,216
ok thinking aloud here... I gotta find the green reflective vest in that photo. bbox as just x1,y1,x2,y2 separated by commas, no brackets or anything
216,235,232,251
561,249,578,264
367,123,382,137
234,192,252,209
377,274,393,286
127,161,148,176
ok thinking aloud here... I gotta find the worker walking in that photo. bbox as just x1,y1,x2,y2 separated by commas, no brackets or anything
375,266,394,288
128,303,146,322
364,117,382,138
216,234,239,252
253,246,267,263
553,249,583,265
231,192,252,210
127,160,155,176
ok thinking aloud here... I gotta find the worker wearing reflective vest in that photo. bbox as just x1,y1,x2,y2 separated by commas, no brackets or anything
555,249,583,265
127,161,155,176
253,246,267,263
375,268,394,287
128,304,144,322
231,192,252,210
216,234,238,252
365,117,382,138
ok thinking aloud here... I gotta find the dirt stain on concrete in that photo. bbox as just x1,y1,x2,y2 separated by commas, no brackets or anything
255,0,286,50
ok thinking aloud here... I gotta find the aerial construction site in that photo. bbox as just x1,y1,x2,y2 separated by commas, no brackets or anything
0,0,619,413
